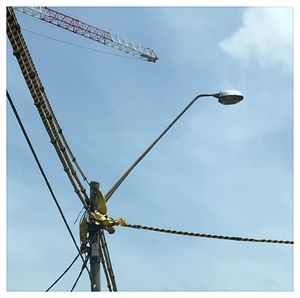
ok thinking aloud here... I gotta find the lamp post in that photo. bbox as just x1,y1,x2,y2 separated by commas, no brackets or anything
105,90,244,201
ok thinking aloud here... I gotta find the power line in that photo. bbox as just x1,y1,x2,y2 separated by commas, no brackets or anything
21,27,143,62
6,90,91,280
40,86,91,187
122,223,294,245
99,231,117,291
71,253,90,291
7,7,90,211
98,234,113,292
46,253,80,292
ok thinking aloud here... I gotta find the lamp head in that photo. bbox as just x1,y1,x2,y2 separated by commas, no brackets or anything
213,90,243,105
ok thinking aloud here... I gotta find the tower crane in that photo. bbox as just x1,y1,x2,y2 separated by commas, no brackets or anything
14,6,158,63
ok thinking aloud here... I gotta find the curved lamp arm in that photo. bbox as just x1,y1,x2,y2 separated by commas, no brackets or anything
105,90,243,202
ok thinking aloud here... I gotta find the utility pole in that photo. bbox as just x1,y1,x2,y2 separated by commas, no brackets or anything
89,181,101,291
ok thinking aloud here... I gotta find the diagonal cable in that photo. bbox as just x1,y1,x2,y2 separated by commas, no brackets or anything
71,253,90,291
21,27,143,62
7,6,90,209
98,232,113,292
6,90,91,280
99,231,117,291
46,253,80,292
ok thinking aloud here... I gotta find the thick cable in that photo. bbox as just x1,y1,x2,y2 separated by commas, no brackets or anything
6,90,91,280
46,253,80,292
7,8,82,203
123,223,294,245
105,94,212,202
7,7,90,209
13,12,92,186
39,88,91,186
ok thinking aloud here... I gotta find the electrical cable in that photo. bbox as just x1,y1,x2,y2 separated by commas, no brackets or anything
70,230,99,292
123,223,294,244
99,231,117,291
98,233,113,292
40,89,91,187
46,253,80,292
70,253,90,292
6,90,92,280
7,7,90,210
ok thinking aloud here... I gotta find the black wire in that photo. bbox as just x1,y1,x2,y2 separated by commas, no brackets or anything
21,27,143,62
124,223,294,244
98,232,113,292
71,251,90,291
46,253,80,292
99,231,117,291
6,90,92,281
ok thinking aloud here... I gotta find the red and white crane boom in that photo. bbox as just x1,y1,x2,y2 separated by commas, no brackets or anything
14,6,158,63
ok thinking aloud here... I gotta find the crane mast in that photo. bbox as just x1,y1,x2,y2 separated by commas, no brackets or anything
14,6,158,63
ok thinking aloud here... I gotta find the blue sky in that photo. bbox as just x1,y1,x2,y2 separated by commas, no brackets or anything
5,4,294,292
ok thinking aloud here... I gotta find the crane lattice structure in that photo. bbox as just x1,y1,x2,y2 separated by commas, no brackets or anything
14,6,158,63
7,6,293,292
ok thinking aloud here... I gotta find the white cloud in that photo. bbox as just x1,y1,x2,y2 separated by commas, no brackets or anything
220,8,293,70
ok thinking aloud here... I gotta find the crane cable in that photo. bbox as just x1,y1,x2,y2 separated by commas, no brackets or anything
7,7,90,210
21,27,143,62
6,90,91,282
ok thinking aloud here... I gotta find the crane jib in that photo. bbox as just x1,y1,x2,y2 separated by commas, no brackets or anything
13,6,158,63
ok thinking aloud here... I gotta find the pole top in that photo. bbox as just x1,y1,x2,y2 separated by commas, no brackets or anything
90,181,100,188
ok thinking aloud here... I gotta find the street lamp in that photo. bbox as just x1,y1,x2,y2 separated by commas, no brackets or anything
213,90,244,105
105,90,244,201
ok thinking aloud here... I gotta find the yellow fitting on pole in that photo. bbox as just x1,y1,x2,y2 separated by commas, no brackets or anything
114,218,129,227
95,190,107,214
79,186,129,252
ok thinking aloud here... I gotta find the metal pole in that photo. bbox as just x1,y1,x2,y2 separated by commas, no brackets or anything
105,93,213,201
89,181,101,291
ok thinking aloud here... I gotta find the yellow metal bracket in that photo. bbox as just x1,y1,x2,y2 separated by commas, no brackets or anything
79,189,128,254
